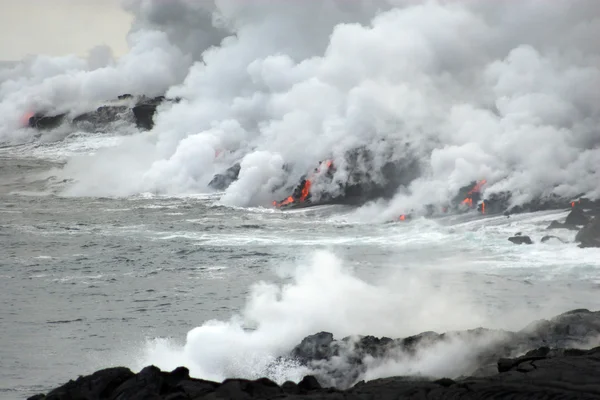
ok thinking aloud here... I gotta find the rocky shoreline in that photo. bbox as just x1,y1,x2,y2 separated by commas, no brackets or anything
29,309,600,399
507,201,600,247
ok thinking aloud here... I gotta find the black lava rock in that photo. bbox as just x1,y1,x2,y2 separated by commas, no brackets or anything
508,235,533,245
575,217,600,248
30,309,600,400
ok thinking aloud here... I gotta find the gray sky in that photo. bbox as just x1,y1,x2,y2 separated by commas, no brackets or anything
0,0,133,61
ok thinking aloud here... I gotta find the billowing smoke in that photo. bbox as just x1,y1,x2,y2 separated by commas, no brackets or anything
3,0,600,216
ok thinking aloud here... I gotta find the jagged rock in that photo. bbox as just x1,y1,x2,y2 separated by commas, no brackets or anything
508,235,533,245
29,346,600,399
29,310,600,399
285,309,600,388
545,199,600,232
28,113,66,130
35,366,134,400
131,103,157,130
131,95,180,130
565,206,590,226
72,105,130,129
297,376,322,392
575,217,600,248
546,220,580,230
26,94,176,133
291,332,335,363
208,163,241,191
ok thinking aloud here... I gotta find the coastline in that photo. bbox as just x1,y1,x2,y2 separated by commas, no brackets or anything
29,309,600,399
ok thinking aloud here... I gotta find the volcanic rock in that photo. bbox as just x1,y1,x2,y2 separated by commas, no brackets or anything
28,348,600,399
575,217,600,248
27,94,175,133
508,235,533,245
547,206,591,231
28,113,67,130
565,206,590,225
546,220,581,230
208,163,241,191
72,105,130,129
132,103,159,130
28,309,600,399
131,95,178,130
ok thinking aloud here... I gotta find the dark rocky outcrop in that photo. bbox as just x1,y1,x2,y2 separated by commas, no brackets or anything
480,192,572,217
27,349,600,400
72,105,130,130
575,217,600,248
546,206,590,230
565,206,590,225
208,163,241,191
508,233,533,245
28,113,67,130
27,94,178,132
272,147,421,210
132,96,168,130
29,309,600,399
546,219,581,230
286,309,600,388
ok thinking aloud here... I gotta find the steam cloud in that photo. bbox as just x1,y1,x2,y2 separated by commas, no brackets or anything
1,0,600,218
128,249,589,387
132,250,494,385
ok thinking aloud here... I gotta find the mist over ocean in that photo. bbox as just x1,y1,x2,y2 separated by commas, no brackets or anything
2,1,600,398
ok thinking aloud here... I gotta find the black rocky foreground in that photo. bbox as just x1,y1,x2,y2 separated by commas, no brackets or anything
29,309,600,399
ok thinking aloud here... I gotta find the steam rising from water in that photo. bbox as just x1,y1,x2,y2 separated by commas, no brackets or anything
2,0,600,218
130,249,591,387
134,250,493,384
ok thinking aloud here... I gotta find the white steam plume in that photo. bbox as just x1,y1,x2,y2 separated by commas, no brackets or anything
132,250,492,384
3,1,600,215
130,249,587,388
0,30,191,143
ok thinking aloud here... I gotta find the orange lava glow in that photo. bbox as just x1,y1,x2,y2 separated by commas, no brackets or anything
273,159,334,208
20,111,34,127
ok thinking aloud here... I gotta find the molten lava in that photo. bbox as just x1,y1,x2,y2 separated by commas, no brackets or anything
272,159,334,209
461,179,487,210
21,111,35,127
300,179,311,201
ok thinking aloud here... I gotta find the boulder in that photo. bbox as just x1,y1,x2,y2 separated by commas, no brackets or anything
575,217,600,248
508,235,533,245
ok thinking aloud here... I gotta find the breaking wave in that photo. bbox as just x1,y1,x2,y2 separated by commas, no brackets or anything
2,0,600,219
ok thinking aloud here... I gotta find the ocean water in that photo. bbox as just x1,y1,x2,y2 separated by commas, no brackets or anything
1,134,600,399
3,2,600,397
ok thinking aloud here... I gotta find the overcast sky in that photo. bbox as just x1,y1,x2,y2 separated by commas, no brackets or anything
0,0,133,61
